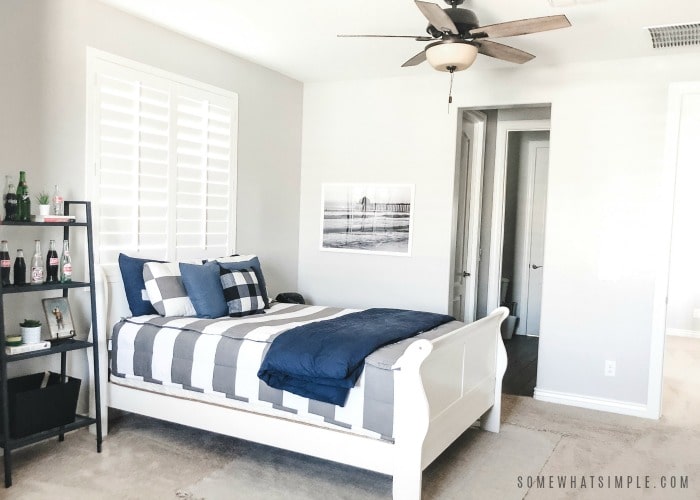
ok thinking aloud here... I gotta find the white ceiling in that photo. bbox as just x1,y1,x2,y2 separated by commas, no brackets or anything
100,0,700,82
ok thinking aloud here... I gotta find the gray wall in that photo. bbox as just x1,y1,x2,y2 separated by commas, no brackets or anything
0,0,303,389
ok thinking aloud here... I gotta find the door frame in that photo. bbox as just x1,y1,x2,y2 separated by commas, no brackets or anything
648,82,700,419
449,110,486,321
487,119,551,313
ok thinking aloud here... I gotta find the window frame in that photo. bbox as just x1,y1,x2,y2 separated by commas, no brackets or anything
85,48,238,264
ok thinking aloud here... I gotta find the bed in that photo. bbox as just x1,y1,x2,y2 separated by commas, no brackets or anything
88,262,508,500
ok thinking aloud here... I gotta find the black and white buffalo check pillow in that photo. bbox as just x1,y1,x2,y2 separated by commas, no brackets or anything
143,262,197,317
219,266,266,317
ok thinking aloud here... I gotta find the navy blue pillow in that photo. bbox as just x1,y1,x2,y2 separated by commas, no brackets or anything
216,256,270,308
118,253,165,316
179,261,228,318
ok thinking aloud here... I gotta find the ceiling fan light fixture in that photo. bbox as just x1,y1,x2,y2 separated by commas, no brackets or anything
425,41,478,72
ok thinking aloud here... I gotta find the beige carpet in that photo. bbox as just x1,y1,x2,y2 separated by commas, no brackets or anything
2,337,698,499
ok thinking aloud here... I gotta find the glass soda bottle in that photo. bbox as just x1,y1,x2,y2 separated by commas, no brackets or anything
30,239,44,285
46,239,59,283
0,240,11,286
52,184,64,216
16,171,30,222
4,176,17,221
60,240,72,283
13,249,26,285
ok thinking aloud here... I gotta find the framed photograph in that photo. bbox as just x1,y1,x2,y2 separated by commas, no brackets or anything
42,297,76,340
321,183,414,256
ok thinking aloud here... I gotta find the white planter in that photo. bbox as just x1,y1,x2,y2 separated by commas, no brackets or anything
39,204,50,216
21,326,42,344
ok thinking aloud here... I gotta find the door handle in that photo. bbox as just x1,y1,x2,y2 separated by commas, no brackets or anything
462,271,471,277
531,264,542,270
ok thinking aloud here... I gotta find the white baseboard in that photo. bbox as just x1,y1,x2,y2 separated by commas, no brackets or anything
533,388,652,419
666,328,700,339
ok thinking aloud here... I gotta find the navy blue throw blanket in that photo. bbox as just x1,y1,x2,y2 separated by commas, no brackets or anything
257,308,454,406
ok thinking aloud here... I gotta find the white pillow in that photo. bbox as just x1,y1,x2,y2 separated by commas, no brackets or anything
143,262,197,317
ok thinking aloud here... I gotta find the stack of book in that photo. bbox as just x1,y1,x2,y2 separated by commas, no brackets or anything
6,341,51,355
34,215,76,223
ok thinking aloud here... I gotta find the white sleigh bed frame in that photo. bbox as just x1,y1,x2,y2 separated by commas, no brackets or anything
88,265,508,500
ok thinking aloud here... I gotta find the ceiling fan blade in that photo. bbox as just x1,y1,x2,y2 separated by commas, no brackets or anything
338,34,434,41
415,1,459,35
401,50,427,67
470,15,571,39
477,40,535,64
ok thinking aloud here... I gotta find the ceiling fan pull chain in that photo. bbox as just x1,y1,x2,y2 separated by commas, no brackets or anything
447,66,455,112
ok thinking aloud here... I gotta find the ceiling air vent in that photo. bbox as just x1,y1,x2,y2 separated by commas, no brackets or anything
647,23,700,49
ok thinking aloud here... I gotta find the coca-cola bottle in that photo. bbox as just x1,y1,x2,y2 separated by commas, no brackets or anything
13,249,26,285
46,239,59,283
4,176,17,221
30,239,44,285
0,240,11,286
60,240,72,283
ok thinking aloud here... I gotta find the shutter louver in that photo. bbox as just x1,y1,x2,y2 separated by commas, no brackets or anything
95,74,170,264
175,95,232,260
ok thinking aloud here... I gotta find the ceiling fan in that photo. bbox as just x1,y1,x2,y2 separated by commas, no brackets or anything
339,0,571,72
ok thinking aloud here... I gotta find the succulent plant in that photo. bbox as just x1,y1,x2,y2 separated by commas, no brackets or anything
20,319,42,327
36,192,50,204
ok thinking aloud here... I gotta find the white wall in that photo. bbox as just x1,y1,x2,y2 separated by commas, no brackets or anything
299,54,700,408
0,0,303,397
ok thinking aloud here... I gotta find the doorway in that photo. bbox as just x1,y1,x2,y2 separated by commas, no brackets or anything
658,82,700,422
450,105,552,397
500,131,550,337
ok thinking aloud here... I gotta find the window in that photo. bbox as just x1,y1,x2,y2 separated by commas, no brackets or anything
86,49,237,264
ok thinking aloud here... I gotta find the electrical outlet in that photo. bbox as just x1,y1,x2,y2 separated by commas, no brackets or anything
605,360,616,377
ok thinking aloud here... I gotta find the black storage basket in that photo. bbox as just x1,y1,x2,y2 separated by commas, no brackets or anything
1,372,81,438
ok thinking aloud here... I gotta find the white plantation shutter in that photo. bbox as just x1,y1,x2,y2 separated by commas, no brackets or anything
87,51,237,264
175,91,233,259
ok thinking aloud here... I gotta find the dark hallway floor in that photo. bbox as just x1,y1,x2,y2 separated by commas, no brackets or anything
502,334,539,396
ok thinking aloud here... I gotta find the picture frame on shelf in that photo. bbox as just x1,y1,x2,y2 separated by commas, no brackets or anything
42,297,76,340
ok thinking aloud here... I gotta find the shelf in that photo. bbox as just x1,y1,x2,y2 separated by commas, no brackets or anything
0,414,96,450
0,221,86,227
0,200,101,487
0,281,91,294
5,339,92,362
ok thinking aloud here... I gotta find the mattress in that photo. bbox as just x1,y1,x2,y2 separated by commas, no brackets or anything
110,303,461,441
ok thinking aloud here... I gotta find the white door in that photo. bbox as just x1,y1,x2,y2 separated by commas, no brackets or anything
524,141,549,335
450,111,485,322
487,120,550,314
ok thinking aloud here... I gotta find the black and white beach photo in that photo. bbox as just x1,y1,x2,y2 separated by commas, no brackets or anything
321,184,414,255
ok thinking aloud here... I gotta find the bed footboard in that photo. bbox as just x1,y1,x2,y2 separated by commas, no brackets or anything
391,307,509,500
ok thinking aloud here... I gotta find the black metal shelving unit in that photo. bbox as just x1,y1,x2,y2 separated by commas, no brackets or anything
0,201,102,487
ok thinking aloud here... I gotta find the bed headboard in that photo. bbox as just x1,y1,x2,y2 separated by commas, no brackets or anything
96,264,131,340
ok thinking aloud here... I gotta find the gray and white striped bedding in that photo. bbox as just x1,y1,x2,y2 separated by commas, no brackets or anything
110,303,461,441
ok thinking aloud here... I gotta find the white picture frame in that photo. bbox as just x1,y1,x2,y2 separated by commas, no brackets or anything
320,183,414,256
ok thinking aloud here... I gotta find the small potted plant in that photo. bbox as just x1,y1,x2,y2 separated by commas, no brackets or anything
19,318,42,344
36,192,50,216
